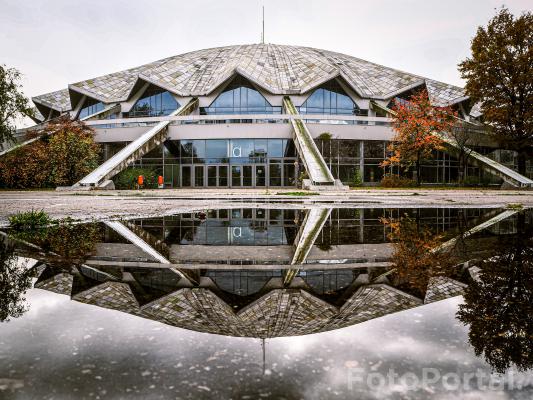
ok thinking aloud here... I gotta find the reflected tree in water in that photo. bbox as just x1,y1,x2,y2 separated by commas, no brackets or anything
457,213,533,373
382,215,456,298
0,242,32,322
10,221,102,265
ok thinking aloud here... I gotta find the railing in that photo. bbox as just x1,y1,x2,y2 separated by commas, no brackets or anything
83,114,394,129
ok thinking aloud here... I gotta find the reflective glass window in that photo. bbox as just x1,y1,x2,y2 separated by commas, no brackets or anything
254,139,268,161
284,140,297,157
230,139,254,159
206,140,228,158
201,76,281,115
267,139,283,157
298,80,361,115
364,141,385,159
192,140,206,161
78,98,104,119
129,85,179,117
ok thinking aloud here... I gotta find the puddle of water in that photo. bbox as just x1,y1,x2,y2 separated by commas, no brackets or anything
1,207,532,399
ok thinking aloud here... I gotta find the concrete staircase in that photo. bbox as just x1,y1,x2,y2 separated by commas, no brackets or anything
437,133,533,188
283,97,346,190
283,208,332,285
103,220,198,284
74,98,198,189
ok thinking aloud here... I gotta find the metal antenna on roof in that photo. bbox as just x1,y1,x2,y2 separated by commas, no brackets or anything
261,6,265,44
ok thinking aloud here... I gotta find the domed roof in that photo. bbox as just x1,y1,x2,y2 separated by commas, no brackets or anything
33,43,467,112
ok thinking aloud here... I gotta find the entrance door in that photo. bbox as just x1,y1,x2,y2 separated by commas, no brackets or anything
206,165,229,187
231,166,242,187
181,165,192,187
219,166,228,187
231,165,258,187
255,165,266,187
194,166,204,187
242,165,253,187
207,166,217,187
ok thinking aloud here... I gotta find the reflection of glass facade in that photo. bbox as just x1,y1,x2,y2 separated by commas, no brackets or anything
78,98,104,119
298,81,367,116
175,208,297,246
128,85,179,117
201,76,281,115
127,207,493,250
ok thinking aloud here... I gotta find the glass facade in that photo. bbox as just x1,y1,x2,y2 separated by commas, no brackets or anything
128,85,179,117
78,98,104,119
298,81,367,116
109,136,500,189
110,137,498,188
312,139,495,185
124,138,297,188
200,76,281,115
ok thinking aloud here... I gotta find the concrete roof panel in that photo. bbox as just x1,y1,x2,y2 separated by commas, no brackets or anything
33,44,469,112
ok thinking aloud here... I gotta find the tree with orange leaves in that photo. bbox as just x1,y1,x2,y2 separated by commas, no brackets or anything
381,90,456,185
381,214,455,298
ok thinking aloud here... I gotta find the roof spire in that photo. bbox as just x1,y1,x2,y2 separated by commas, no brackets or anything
261,6,265,44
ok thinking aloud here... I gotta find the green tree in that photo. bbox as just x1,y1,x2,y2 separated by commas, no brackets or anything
0,65,33,149
459,8,533,175
0,118,101,188
457,213,533,373
45,118,101,186
0,241,32,322
0,140,51,188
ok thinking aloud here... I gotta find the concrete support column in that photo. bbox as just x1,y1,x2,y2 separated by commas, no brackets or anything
360,141,365,182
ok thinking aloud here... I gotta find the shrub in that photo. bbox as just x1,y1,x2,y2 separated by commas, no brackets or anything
0,141,52,188
380,173,417,188
0,118,100,188
278,191,319,196
462,175,494,187
317,132,332,141
47,119,101,186
352,169,363,187
9,210,51,230
113,167,158,189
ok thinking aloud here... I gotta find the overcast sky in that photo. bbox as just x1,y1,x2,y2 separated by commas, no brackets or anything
0,0,531,100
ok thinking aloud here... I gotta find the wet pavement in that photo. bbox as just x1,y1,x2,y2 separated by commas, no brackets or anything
1,189,533,226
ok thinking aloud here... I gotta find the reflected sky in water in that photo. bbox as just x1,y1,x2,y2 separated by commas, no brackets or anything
2,289,530,399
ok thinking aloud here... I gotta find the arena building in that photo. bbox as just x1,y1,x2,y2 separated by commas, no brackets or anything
29,44,533,189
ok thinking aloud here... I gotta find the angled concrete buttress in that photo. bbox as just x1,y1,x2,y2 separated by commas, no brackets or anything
370,101,533,188
283,207,332,285
74,98,198,189
437,134,533,188
283,97,345,190
433,208,520,253
103,220,198,284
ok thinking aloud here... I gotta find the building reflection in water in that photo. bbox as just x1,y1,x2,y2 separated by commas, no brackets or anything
1,207,532,373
